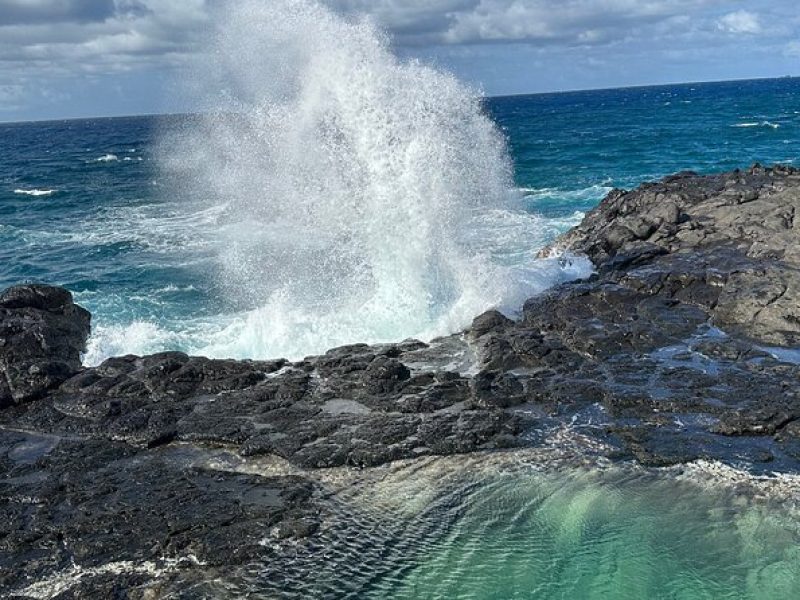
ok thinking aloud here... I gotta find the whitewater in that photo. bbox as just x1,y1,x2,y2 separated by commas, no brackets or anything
127,0,590,364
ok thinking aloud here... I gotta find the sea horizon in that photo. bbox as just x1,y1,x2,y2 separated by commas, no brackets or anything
2,74,797,126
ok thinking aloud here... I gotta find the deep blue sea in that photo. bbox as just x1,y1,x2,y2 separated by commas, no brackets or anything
1,77,798,364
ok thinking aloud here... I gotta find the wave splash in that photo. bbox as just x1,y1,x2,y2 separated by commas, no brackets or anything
161,0,590,361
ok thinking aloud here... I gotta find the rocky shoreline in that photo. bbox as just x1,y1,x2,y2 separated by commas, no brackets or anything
2,164,800,597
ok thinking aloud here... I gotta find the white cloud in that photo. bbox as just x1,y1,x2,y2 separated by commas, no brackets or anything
717,10,762,34
0,0,798,119
0,0,209,76
0,0,773,81
329,0,725,46
0,82,24,104
439,0,711,44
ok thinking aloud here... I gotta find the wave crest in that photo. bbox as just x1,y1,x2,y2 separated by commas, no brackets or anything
13,188,56,196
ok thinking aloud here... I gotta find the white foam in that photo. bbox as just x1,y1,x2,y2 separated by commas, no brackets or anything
60,202,225,254
12,555,204,600
731,121,780,129
159,0,591,361
83,322,177,366
13,188,56,196
94,153,119,162
522,183,613,204
155,284,198,293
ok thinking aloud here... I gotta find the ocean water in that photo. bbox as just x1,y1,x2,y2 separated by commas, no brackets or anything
359,461,800,600
2,76,798,365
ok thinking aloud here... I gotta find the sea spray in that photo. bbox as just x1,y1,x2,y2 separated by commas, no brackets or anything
160,0,590,360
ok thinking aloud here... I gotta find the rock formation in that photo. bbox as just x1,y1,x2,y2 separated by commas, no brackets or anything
3,165,800,597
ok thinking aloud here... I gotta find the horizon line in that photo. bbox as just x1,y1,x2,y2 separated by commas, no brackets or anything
1,74,796,126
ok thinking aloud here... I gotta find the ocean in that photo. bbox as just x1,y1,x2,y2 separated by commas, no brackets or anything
2,77,798,366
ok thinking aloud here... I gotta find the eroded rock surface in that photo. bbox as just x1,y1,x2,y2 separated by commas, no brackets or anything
553,163,800,344
0,285,90,407
518,164,800,465
3,165,800,597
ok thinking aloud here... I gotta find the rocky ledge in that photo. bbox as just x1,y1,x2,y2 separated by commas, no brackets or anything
2,164,800,597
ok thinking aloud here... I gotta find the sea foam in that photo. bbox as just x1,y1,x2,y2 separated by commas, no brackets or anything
157,0,591,361
13,188,56,196
731,120,781,129
83,322,176,366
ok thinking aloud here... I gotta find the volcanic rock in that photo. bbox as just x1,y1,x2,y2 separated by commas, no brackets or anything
3,165,800,597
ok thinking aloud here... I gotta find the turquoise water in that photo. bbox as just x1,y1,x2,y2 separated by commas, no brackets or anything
228,454,799,599
363,464,800,600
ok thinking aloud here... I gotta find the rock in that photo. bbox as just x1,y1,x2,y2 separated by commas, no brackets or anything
0,430,318,595
0,284,90,406
508,164,800,465
4,165,800,596
549,163,800,344
470,309,512,338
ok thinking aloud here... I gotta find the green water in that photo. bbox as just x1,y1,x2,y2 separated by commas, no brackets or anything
365,466,800,600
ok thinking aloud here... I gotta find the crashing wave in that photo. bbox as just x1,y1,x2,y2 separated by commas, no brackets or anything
155,0,592,361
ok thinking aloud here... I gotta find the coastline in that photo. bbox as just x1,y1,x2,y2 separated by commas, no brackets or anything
3,163,800,596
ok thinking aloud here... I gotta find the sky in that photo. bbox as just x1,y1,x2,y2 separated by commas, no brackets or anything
0,0,799,122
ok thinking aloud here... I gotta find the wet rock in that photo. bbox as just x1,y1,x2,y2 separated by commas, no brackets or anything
551,163,800,345
0,430,318,596
3,165,800,596
470,309,513,338
0,284,90,406
499,164,800,468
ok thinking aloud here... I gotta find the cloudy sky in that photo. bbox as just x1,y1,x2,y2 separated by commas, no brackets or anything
1,0,798,122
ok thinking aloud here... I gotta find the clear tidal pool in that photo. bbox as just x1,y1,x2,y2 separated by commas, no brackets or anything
200,448,800,600
15,446,799,599
364,466,799,599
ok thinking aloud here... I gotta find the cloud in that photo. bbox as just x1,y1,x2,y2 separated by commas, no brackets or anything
0,82,25,109
0,0,798,120
0,0,152,25
330,0,725,46
0,0,208,76
441,0,717,45
717,10,762,34
0,0,114,25
0,0,774,83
